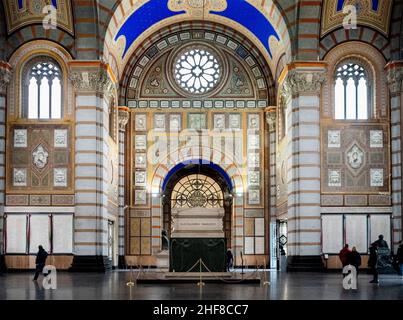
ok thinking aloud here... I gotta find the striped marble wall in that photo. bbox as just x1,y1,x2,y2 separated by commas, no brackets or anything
71,63,115,260
0,62,11,255
387,63,403,250
284,65,326,257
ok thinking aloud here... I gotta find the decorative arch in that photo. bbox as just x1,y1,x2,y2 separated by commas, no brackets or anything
149,152,245,254
7,40,73,121
103,0,292,82
322,41,388,120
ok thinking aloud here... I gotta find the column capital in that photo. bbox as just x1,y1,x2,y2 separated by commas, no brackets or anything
118,106,130,130
283,63,327,96
285,69,327,96
265,106,276,132
385,61,403,95
69,61,116,96
0,61,12,96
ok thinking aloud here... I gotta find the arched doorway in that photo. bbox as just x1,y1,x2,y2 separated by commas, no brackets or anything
162,162,233,272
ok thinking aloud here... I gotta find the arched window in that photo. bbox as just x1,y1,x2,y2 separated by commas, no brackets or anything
334,61,370,120
23,57,63,119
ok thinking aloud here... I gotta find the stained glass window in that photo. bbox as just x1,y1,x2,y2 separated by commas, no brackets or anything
171,174,224,208
174,48,221,94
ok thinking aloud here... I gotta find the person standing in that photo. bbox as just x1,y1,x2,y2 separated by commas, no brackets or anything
33,245,48,281
339,244,350,267
347,247,361,274
226,248,234,272
397,241,403,276
368,242,379,284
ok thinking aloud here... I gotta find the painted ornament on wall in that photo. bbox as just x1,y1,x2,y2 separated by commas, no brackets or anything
32,145,49,169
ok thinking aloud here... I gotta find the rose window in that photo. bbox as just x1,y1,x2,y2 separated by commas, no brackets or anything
174,48,221,94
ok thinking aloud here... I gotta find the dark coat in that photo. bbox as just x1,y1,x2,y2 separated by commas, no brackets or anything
347,251,361,268
368,246,378,269
397,245,403,264
35,248,48,265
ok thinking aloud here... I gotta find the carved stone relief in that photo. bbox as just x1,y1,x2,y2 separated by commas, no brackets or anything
54,129,68,148
54,168,67,187
229,114,241,130
14,129,27,148
346,144,364,170
328,169,341,187
135,114,147,131
32,145,49,169
135,190,147,205
370,169,383,187
328,130,340,148
370,130,383,148
13,168,27,186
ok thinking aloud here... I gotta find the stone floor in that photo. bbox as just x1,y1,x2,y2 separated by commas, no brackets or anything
0,270,403,300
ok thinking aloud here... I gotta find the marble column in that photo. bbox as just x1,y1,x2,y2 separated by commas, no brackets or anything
69,62,116,271
117,107,129,268
386,61,403,251
0,62,11,270
283,64,326,269
265,106,277,268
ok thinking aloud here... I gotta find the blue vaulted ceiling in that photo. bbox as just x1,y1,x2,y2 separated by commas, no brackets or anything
115,0,280,59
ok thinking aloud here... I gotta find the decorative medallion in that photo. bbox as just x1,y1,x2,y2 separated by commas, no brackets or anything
32,145,49,169
346,144,364,170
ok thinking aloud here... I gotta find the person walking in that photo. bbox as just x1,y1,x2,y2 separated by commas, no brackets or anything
397,241,403,276
33,245,48,281
339,244,350,267
368,242,379,284
226,248,234,272
347,246,361,274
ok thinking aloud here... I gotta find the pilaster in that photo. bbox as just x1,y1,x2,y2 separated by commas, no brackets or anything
0,62,11,272
386,61,403,251
117,106,129,268
69,61,116,272
283,63,326,270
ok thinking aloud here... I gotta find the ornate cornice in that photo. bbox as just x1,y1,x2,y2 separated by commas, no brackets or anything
284,68,327,96
118,106,130,131
385,62,403,95
0,61,12,95
265,106,276,132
